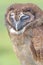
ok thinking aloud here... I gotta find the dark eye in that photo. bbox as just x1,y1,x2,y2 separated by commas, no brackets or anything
20,15,30,21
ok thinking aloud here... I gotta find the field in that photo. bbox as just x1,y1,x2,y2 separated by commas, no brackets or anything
0,0,43,65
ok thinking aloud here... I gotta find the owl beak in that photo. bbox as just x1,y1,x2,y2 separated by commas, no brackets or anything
15,21,20,31
15,22,19,31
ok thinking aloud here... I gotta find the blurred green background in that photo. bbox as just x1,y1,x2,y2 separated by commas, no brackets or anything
0,0,43,65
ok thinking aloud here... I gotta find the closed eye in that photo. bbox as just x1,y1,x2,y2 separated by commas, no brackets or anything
20,15,30,21
10,12,15,18
9,12,15,22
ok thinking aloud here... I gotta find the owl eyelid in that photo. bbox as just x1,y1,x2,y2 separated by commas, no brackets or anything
10,13,15,16
20,15,30,21
10,12,15,18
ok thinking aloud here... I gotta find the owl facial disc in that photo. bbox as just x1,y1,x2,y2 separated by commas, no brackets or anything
10,12,31,31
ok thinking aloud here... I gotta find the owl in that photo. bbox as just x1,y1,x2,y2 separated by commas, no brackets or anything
5,3,43,65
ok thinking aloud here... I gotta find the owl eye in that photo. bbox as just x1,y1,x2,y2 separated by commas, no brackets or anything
10,12,15,18
20,15,30,21
9,12,15,22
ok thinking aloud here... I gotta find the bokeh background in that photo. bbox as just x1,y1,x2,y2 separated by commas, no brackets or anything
0,0,43,65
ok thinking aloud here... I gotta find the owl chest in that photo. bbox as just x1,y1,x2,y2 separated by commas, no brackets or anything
10,30,32,55
9,28,32,46
10,33,31,47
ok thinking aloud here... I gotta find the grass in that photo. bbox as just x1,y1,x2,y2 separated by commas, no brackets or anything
0,0,43,65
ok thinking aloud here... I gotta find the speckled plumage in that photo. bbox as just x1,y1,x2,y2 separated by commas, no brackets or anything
5,3,43,65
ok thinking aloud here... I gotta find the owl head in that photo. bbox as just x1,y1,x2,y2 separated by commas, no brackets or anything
5,3,42,35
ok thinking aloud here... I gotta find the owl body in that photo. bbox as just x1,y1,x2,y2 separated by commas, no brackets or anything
9,27,35,65
5,3,43,65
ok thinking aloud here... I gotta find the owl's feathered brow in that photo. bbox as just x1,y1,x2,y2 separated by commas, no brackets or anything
5,3,43,65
